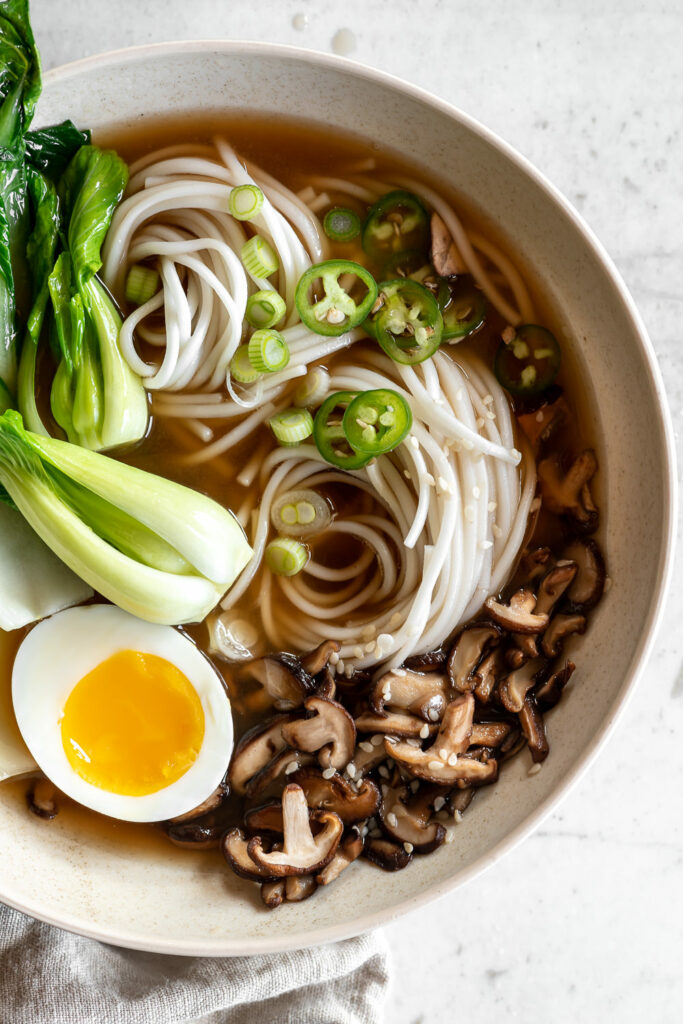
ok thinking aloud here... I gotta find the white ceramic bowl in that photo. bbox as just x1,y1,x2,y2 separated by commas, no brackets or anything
0,42,675,955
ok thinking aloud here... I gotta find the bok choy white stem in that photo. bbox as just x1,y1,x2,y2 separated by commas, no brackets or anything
0,410,253,624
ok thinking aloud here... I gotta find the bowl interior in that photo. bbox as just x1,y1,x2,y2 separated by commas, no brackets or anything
0,43,674,954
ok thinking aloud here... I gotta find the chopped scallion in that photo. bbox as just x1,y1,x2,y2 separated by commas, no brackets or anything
246,290,287,329
271,488,332,537
241,235,279,280
247,329,290,373
323,207,362,243
269,407,313,446
265,537,309,576
229,184,264,221
124,264,160,307
230,345,261,384
294,366,330,408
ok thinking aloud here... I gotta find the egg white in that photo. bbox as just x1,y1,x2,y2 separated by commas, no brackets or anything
12,604,233,822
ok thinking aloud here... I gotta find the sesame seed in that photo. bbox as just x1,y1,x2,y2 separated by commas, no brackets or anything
371,734,384,747
445,828,456,844
410,780,420,793
419,723,430,739
485,410,496,420
487,501,497,512
428,760,443,771
535,410,544,422
329,651,339,666
476,417,485,430
353,645,364,659
378,765,390,779
434,796,446,812
424,473,436,487
472,485,480,499
464,505,475,523
322,767,336,780
448,753,459,766
389,612,403,628
438,747,448,760
382,688,393,703
480,539,493,550
337,658,345,674
455,389,464,401
409,435,419,450
284,761,299,775
364,641,376,654
428,708,440,722
530,497,542,513
387,812,398,827
483,394,494,405
359,741,374,753
454,809,463,823
492,523,503,538
403,842,414,854
528,763,542,776
438,475,449,491
360,624,376,641
344,664,354,678
404,469,412,480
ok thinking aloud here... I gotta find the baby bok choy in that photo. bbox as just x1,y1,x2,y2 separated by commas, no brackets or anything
43,145,149,450
0,410,253,624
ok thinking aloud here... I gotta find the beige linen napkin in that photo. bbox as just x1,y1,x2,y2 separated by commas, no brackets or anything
0,903,389,1024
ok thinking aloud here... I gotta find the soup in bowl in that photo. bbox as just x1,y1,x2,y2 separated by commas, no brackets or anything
0,39,674,954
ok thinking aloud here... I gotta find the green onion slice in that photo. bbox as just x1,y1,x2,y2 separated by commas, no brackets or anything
323,207,362,243
125,264,160,307
271,488,332,537
294,366,330,408
241,235,279,280
342,389,413,455
247,329,290,373
313,391,373,470
494,325,561,396
295,260,378,337
265,537,309,576
230,345,261,384
229,184,264,221
246,290,287,329
269,407,314,446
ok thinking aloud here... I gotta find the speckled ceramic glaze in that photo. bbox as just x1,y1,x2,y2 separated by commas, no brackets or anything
0,43,675,955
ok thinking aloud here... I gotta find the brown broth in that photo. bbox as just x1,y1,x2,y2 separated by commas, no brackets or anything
0,114,600,851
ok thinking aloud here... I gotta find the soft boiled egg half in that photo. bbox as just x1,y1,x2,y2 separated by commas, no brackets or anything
12,604,233,822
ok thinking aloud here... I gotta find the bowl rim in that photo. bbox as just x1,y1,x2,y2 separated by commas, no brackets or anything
2,38,676,956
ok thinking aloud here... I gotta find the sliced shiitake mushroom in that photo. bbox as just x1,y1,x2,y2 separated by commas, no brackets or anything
222,828,279,882
498,659,546,714
316,827,364,885
431,211,466,276
247,784,343,877
386,694,497,786
370,668,449,721
534,562,578,616
484,588,549,634
534,661,576,711
518,699,549,763
541,614,586,658
301,640,341,676
354,708,437,738
229,714,297,796
363,836,413,872
447,623,501,692
378,785,446,854
27,778,58,820
563,538,606,612
164,820,224,850
242,653,314,709
404,643,449,673
291,768,380,824
537,449,599,534
261,879,285,909
473,646,506,703
281,696,356,770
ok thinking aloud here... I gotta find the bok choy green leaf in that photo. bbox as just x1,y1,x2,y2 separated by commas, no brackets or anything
0,409,253,625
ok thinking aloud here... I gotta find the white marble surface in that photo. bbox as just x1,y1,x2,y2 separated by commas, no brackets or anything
30,0,683,1020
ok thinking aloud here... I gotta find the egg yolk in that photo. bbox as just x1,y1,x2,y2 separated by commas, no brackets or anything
60,649,205,797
